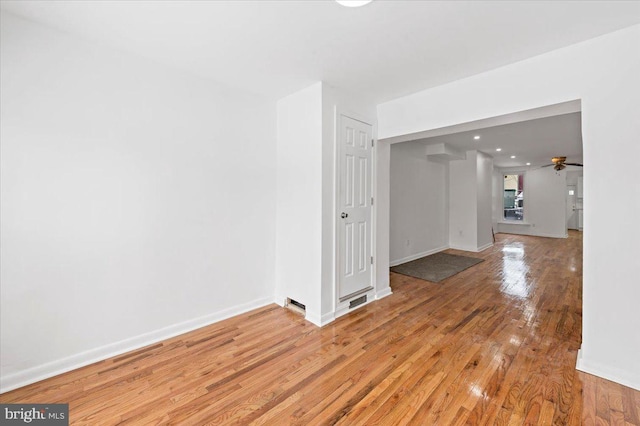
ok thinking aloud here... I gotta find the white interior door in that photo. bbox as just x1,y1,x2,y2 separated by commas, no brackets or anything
566,185,578,230
338,115,373,300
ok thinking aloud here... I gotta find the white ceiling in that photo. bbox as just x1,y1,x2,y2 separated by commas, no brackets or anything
2,1,634,166
418,112,583,169
2,1,640,103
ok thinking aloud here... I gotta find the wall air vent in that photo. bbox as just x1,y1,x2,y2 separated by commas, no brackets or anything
349,295,367,309
285,298,306,316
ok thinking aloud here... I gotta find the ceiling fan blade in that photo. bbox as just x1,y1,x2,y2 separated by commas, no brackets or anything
541,164,555,168
564,163,583,166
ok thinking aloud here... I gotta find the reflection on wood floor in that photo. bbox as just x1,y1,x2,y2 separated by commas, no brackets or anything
2,231,639,424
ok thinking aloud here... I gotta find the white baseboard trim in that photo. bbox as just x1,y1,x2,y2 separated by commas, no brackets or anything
334,288,377,321
275,295,329,328
305,311,322,327
448,244,478,252
333,305,351,320
274,294,286,307
304,310,335,327
389,245,448,267
375,286,393,300
497,230,567,239
0,296,274,394
530,232,567,239
476,242,494,252
576,349,640,391
320,312,336,326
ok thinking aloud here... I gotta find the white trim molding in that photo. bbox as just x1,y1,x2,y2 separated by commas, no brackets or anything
476,242,494,252
389,245,449,267
305,309,337,327
304,311,323,327
576,349,640,392
496,230,567,239
375,286,393,300
0,296,274,394
320,312,336,326
448,244,479,253
334,288,377,321
450,243,494,253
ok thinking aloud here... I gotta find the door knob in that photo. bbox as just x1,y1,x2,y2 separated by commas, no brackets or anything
341,212,348,219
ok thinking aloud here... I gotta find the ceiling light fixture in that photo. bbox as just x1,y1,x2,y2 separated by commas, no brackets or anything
510,155,516,159
496,148,502,152
335,0,373,7
526,162,531,166
474,135,480,140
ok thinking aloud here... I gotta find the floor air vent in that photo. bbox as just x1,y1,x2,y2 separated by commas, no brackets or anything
285,298,306,316
349,295,367,309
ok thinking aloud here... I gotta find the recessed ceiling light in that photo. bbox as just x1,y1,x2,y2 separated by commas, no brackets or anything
335,0,373,7
526,162,531,166
510,155,516,159
473,135,480,140
496,148,502,152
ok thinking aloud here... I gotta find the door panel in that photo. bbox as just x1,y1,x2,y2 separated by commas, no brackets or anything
358,221,367,272
345,155,354,208
567,185,578,230
359,157,367,207
345,223,353,277
338,115,373,300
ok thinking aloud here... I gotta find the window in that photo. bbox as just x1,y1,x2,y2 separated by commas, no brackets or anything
504,174,524,221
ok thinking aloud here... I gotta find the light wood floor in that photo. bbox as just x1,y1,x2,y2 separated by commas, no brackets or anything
2,231,639,425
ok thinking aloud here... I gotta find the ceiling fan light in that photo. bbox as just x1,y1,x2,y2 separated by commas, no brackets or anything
335,0,373,7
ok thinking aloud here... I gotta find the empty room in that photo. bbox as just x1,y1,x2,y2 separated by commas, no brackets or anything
1,1,639,424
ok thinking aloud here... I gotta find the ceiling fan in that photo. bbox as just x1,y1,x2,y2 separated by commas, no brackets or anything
542,156,583,171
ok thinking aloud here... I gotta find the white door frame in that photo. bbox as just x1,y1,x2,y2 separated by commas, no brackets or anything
334,107,377,316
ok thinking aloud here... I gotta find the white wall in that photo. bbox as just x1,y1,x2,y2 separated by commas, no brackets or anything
389,142,448,265
320,85,379,321
276,83,380,326
449,151,478,251
524,168,567,238
495,168,567,238
566,170,583,186
0,13,277,392
389,146,491,263
447,150,493,252
378,24,640,390
376,141,391,297
275,83,323,322
476,152,494,250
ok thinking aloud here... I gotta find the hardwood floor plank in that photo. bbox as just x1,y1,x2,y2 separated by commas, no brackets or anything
2,231,640,425
538,399,556,425
597,372,613,423
582,372,599,426
621,382,640,424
